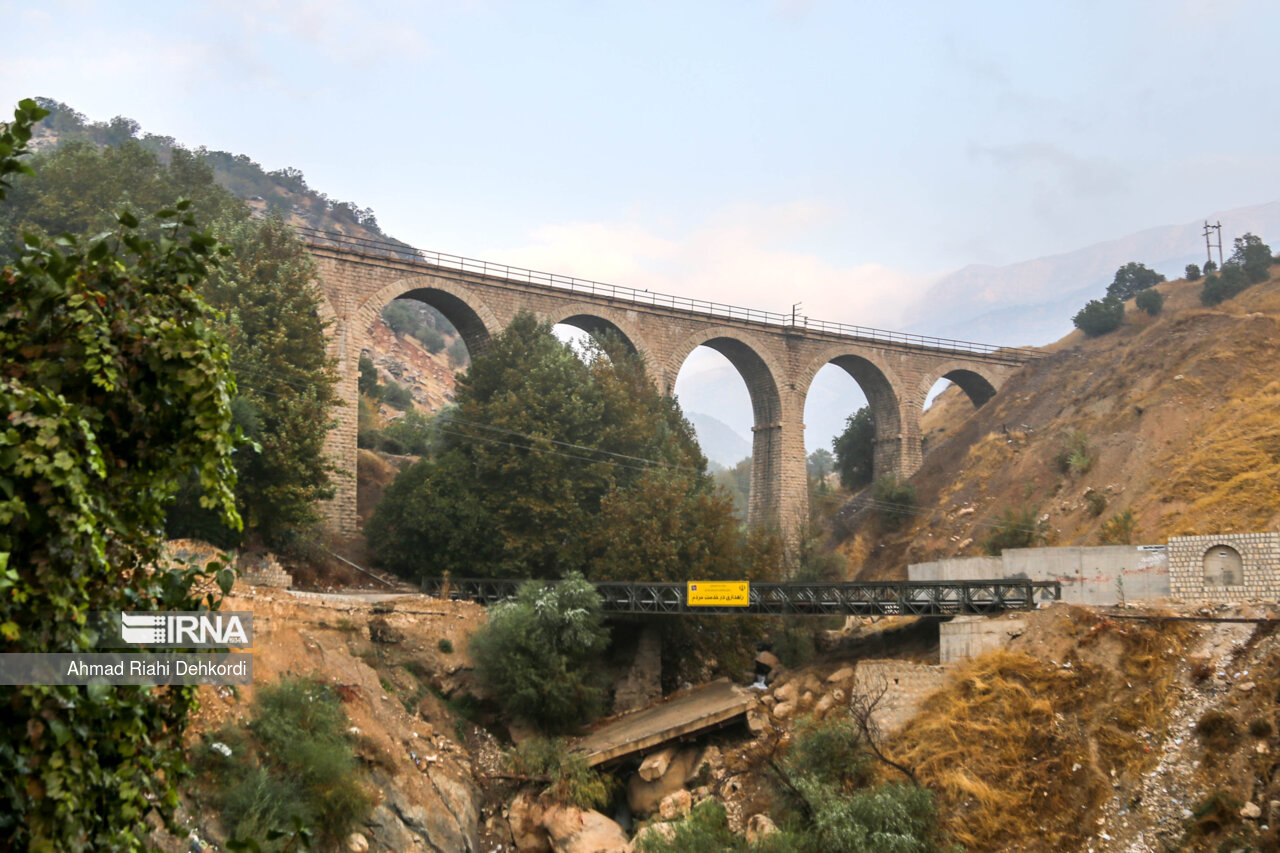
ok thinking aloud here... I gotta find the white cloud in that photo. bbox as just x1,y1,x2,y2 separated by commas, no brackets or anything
487,203,940,331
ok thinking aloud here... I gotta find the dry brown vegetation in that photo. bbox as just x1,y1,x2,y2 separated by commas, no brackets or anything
886,606,1193,851
853,268,1280,578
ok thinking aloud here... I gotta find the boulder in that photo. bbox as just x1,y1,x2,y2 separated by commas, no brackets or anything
773,681,798,704
639,746,679,782
827,666,855,684
541,804,630,853
695,745,723,776
799,691,815,711
755,651,781,671
772,701,796,720
345,831,369,853
508,792,551,853
1239,801,1262,820
814,694,835,716
628,747,698,816
746,709,769,734
659,790,693,820
746,814,779,844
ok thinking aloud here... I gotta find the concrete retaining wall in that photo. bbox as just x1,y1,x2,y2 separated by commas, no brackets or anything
851,660,950,735
939,614,1026,664
910,545,1170,604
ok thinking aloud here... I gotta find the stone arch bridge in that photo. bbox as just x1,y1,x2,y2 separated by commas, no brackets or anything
303,229,1038,540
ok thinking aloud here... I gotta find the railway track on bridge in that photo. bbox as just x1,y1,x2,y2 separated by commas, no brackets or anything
420,577,1061,616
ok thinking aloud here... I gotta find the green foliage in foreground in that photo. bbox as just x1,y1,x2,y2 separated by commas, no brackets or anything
470,573,611,732
505,737,612,810
194,678,373,850
640,716,947,853
1,99,241,850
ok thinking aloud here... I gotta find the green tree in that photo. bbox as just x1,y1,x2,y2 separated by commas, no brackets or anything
833,407,875,490
1135,287,1164,316
1185,263,1201,282
807,448,835,480
368,314,747,582
873,476,917,531
1105,261,1165,301
1229,232,1272,284
0,99,241,849
1072,296,1124,336
469,573,610,732
1200,262,1249,306
358,354,380,397
0,121,338,547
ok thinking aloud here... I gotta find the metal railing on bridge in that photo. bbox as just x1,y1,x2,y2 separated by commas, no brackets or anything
298,226,1042,365
419,577,1061,616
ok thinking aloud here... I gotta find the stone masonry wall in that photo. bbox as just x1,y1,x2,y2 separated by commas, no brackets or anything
850,660,951,735
1168,533,1280,601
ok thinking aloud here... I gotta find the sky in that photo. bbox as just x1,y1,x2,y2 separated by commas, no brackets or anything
5,0,1279,450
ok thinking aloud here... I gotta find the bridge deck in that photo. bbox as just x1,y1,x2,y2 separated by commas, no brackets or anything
420,577,1061,616
572,678,752,767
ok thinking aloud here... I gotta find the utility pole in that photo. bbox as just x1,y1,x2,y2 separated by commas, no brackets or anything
1203,221,1223,267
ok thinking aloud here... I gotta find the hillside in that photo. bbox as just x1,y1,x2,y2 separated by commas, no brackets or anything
845,264,1280,578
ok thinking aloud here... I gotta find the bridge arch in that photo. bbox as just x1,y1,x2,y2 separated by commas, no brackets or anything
545,303,653,367
799,347,905,482
357,275,501,361
667,328,788,529
913,363,1001,411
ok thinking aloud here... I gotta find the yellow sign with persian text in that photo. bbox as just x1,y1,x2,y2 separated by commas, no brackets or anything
686,580,750,607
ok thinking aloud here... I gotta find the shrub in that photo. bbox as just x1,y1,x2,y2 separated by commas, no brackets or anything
193,678,372,850
437,637,453,654
414,324,446,353
1185,263,1202,281
1085,490,1108,517
381,379,414,410
505,737,611,810
1194,710,1239,752
982,505,1048,555
470,572,610,732
1072,296,1124,336
1248,716,1274,739
1135,287,1164,316
635,799,745,853
381,300,420,336
1203,259,1217,273
873,476,917,531
1054,429,1093,476
359,355,380,398
1200,262,1248,305
1099,509,1136,544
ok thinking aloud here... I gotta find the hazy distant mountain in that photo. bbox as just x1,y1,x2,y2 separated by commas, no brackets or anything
686,411,751,469
906,200,1280,345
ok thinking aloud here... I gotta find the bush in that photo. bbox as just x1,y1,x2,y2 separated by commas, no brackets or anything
381,379,414,410
1053,429,1093,476
1135,287,1164,316
762,715,946,853
1231,232,1272,283
381,300,420,336
505,737,611,810
982,505,1048,555
873,476,917,531
1099,509,1136,545
1085,490,1108,517
634,799,745,853
1185,263,1202,281
1204,259,1217,273
414,324,446,353
470,573,610,732
437,637,453,654
1194,710,1239,752
447,336,469,367
193,678,372,850
1200,263,1249,305
1072,296,1124,336
359,355,380,398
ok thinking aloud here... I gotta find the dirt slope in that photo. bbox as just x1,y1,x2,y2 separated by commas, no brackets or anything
848,268,1280,578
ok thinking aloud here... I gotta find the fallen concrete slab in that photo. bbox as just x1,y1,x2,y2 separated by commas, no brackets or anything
573,678,752,767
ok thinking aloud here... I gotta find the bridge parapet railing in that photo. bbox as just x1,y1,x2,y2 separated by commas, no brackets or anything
418,577,1061,616
299,226,1041,364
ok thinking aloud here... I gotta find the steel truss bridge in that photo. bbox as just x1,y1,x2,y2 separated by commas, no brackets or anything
419,577,1061,616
